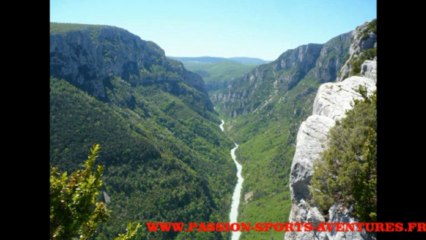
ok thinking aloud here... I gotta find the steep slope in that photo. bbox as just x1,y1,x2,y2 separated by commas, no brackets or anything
285,77,376,240
337,19,377,81
212,31,352,239
285,21,377,240
50,23,213,118
50,23,235,239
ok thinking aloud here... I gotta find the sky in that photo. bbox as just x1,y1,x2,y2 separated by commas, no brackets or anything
50,0,376,61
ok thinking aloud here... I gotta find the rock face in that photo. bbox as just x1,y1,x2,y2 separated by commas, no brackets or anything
290,114,335,202
361,58,377,81
285,19,377,240
337,20,377,82
211,33,352,117
50,23,213,112
313,76,377,121
285,73,376,240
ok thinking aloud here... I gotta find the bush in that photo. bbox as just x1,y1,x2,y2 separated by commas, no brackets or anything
50,144,141,240
311,89,376,221
50,144,109,239
350,48,376,76
361,19,377,41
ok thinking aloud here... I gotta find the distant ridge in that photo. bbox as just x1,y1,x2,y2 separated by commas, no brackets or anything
170,56,269,65
229,57,270,65
172,56,268,92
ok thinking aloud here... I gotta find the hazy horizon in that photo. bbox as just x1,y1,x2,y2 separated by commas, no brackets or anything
51,0,376,61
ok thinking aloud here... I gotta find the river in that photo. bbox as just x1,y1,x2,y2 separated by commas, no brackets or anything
220,120,243,240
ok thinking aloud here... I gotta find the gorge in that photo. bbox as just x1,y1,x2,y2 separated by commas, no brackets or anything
207,19,376,240
50,18,377,240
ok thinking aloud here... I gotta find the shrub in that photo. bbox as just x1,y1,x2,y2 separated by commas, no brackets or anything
50,144,141,239
350,48,376,76
311,89,377,221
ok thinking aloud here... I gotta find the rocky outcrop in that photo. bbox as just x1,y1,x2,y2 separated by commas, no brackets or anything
285,19,377,240
361,58,377,81
313,76,376,121
50,23,213,112
337,20,377,81
289,114,335,203
285,68,376,240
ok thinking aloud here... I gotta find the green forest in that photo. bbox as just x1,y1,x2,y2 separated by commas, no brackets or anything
50,23,235,239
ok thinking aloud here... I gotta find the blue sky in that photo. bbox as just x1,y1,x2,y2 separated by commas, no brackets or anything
51,0,376,61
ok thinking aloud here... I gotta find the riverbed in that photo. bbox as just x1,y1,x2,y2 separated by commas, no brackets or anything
220,120,243,240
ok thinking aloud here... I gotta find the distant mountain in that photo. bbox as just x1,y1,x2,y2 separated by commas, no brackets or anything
170,56,268,65
171,56,268,93
50,22,234,240
228,57,270,65
171,56,230,64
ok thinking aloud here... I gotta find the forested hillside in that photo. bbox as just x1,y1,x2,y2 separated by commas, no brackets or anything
50,23,235,239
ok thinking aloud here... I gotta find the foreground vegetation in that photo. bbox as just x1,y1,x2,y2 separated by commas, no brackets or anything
311,89,377,221
50,144,141,240
51,77,234,239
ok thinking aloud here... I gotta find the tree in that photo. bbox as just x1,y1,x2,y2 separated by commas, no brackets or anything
311,89,377,221
50,144,141,239
114,223,142,240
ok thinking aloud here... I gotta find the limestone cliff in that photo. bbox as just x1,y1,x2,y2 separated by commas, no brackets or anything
285,20,377,240
337,20,377,82
50,23,213,115
211,33,351,117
